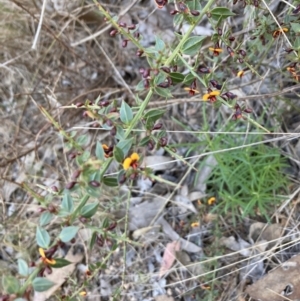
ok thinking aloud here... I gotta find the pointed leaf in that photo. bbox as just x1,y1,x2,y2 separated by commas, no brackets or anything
155,36,165,51
154,87,172,98
103,177,119,187
81,202,99,218
18,259,29,276
182,36,206,56
113,146,124,163
32,277,55,292
59,226,79,242
36,226,50,248
95,141,105,160
61,191,74,213
2,275,20,294
169,72,185,84
50,258,72,268
210,7,235,20
120,101,133,124
39,211,53,227
116,138,133,158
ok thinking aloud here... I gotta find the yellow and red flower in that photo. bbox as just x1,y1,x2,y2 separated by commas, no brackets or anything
207,197,216,205
202,90,220,102
184,87,199,96
123,153,140,170
39,248,56,265
102,144,113,158
272,27,288,38
209,47,223,56
237,70,244,78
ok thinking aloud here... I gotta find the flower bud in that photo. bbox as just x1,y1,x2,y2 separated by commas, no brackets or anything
143,69,150,78
152,123,163,130
128,24,136,30
72,170,81,179
159,137,168,147
66,181,77,190
109,29,118,37
89,181,100,187
239,49,247,57
170,9,179,15
143,79,150,89
118,22,127,28
157,82,169,88
190,10,200,16
161,66,171,73
243,108,253,113
51,186,59,192
136,49,144,56
122,40,128,48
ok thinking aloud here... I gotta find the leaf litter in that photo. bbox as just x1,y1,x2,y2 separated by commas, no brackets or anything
0,1,300,301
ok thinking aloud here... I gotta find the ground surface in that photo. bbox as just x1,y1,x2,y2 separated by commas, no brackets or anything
1,1,300,301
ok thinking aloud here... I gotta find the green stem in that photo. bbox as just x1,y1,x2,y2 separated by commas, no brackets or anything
69,194,90,224
125,89,154,138
19,265,41,296
164,0,216,66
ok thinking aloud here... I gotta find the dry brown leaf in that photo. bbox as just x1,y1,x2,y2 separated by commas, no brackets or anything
246,254,300,301
249,222,284,248
33,244,84,301
159,218,202,253
159,241,181,278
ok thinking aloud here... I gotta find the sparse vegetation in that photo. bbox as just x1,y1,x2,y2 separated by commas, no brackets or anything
1,0,300,300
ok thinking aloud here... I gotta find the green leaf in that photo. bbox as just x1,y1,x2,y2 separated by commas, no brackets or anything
120,101,133,124
81,202,99,218
2,275,20,294
95,141,105,160
210,7,235,21
154,72,167,85
86,186,102,198
36,226,51,249
59,226,79,242
135,79,146,92
139,136,151,147
76,150,90,166
183,73,195,85
116,138,133,158
291,22,300,33
144,109,165,120
155,36,165,51
103,177,119,187
18,258,29,276
116,125,125,140
39,211,53,227
113,146,124,163
173,13,184,27
76,134,89,146
50,258,72,268
154,87,172,98
169,72,185,84
89,231,97,250
32,277,55,292
186,0,202,10
294,37,300,49
61,191,74,213
182,36,206,56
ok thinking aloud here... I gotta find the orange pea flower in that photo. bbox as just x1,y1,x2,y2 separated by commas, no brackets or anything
202,91,220,102
39,248,56,265
123,153,140,170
